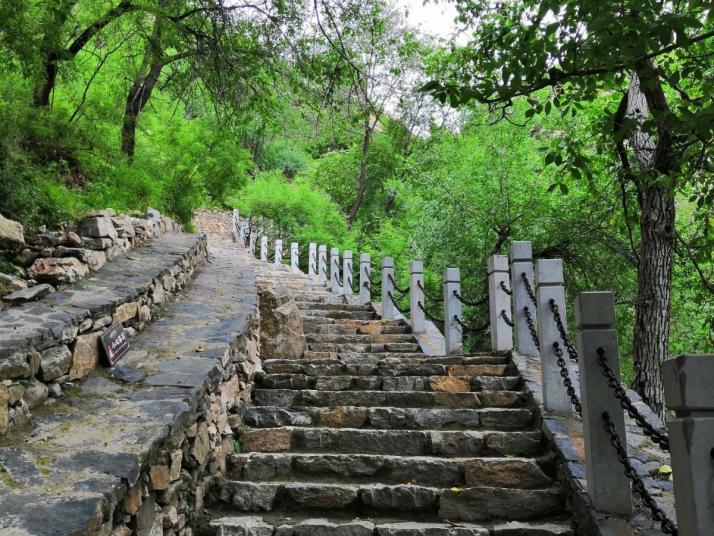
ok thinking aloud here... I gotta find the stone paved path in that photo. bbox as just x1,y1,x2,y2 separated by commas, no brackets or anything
208,259,575,535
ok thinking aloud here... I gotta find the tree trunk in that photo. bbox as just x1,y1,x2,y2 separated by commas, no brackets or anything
121,61,165,159
347,117,375,227
628,58,677,418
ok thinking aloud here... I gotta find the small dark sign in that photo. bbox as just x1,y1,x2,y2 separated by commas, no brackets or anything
101,323,130,366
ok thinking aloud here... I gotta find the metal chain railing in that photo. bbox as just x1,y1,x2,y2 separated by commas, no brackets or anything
454,315,489,334
602,411,678,535
417,280,441,302
334,269,343,287
418,301,444,324
596,348,670,451
364,271,381,290
499,280,512,295
521,272,537,306
453,290,488,307
553,341,582,415
387,290,408,316
523,306,540,351
549,299,579,362
388,274,408,294
500,309,515,327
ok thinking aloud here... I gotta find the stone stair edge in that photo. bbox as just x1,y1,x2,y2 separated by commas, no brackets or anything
0,233,208,435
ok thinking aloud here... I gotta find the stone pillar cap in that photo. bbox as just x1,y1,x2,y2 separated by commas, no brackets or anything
344,250,353,258
663,354,714,411
510,241,533,262
382,257,394,268
444,267,460,282
574,292,615,328
331,247,339,254
488,255,509,274
535,259,563,286
410,260,423,273
360,253,370,262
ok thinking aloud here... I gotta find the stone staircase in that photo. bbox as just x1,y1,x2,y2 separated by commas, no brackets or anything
207,265,575,535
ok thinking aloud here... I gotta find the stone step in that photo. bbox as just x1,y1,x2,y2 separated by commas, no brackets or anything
304,323,411,336
243,406,534,431
215,481,564,521
297,302,373,311
301,352,429,362
210,515,574,536
227,453,553,489
252,390,528,410
307,342,421,353
237,427,544,457
257,373,522,392
263,359,510,378
301,310,376,321
305,334,416,344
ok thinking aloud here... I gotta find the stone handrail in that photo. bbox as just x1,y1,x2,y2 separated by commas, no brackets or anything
232,208,711,536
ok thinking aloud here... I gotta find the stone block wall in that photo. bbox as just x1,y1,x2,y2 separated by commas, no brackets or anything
0,207,182,305
0,235,208,434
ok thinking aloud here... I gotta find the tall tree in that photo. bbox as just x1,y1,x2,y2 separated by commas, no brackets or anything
424,1,713,416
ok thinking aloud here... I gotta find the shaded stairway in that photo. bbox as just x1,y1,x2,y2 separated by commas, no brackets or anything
207,264,575,535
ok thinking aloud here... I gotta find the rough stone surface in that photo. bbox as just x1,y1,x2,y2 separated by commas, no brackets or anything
0,212,25,249
29,257,89,284
38,344,72,381
0,273,27,294
78,215,118,239
259,286,307,358
69,332,102,380
2,283,55,303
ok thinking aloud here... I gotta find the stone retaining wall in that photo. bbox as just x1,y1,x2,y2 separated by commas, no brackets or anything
0,234,208,435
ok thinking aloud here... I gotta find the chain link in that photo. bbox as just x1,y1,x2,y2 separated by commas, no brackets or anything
523,306,540,351
596,348,670,451
365,271,381,289
417,280,441,302
521,272,537,306
453,315,488,334
418,301,444,324
500,280,513,295
500,309,515,327
549,299,579,362
553,342,582,415
387,290,408,316
388,274,409,294
601,411,678,535
453,290,488,307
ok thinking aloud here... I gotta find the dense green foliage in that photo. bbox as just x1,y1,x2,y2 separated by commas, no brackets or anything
0,0,712,388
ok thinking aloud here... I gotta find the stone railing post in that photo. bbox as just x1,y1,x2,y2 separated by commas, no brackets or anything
511,241,538,356
536,259,571,413
663,354,714,535
330,247,340,294
274,239,283,266
409,261,425,333
290,243,299,273
249,231,257,256
343,250,353,297
488,255,513,352
308,243,317,279
318,245,327,285
359,253,371,305
232,209,239,240
238,220,246,246
381,257,395,320
260,236,268,262
574,292,633,515
443,268,462,355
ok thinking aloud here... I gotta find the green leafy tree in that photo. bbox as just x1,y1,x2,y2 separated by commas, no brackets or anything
424,0,714,415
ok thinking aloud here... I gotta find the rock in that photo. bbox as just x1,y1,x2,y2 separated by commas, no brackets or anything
39,344,72,381
30,257,89,284
2,283,55,303
139,305,151,323
149,465,171,490
146,207,161,220
438,487,563,521
191,421,211,466
22,377,49,409
124,483,143,515
64,231,82,246
79,216,118,239
111,216,136,238
48,382,62,398
13,248,38,267
113,301,139,324
211,517,274,536
294,519,374,536
105,244,125,261
0,213,25,249
7,383,24,404
69,332,102,380
429,376,471,392
81,237,113,250
231,482,278,511
285,483,358,508
56,247,107,271
259,286,307,358
170,450,183,481
40,248,54,257
0,273,28,294
0,347,33,379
